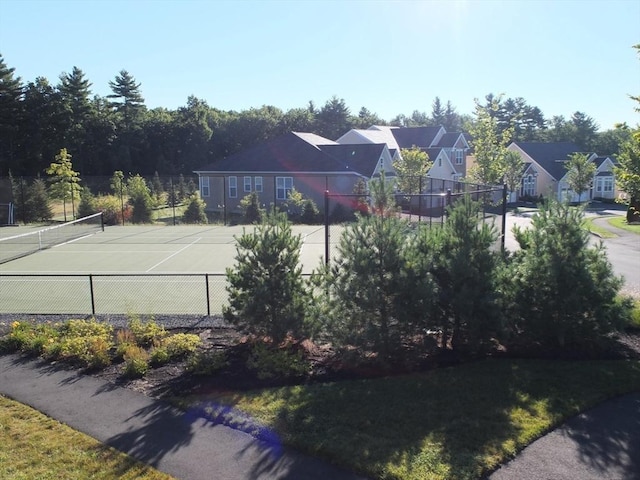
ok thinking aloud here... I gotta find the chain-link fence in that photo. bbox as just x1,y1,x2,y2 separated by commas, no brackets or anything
323,178,507,265
0,273,228,315
3,175,199,226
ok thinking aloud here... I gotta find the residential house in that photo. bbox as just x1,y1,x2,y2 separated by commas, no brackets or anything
194,132,394,215
336,125,471,183
507,141,619,202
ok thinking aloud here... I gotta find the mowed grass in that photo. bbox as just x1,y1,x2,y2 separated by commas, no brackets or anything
184,359,640,480
0,395,175,480
583,217,616,238
608,215,640,234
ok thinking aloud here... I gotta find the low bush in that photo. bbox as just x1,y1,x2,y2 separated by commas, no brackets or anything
246,342,308,380
185,350,229,376
128,314,167,347
123,345,149,378
150,333,202,366
114,328,137,360
95,194,132,225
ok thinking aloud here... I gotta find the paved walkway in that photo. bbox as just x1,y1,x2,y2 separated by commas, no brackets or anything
0,354,367,480
1,353,639,480
489,392,640,480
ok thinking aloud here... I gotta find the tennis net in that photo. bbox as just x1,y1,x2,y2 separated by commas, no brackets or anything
0,212,104,264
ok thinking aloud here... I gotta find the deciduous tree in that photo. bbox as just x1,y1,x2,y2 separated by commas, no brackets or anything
468,96,514,185
565,153,596,203
393,146,432,194
46,148,80,221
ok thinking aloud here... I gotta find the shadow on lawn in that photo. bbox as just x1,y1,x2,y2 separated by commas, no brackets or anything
193,359,640,480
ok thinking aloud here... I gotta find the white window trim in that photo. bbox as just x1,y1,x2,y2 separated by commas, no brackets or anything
604,177,613,192
228,176,237,198
276,176,293,200
455,149,463,165
244,176,252,193
255,176,263,192
199,176,210,197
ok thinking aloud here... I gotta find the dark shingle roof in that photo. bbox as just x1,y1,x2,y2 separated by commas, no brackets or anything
195,132,384,176
436,132,463,148
320,143,387,177
391,126,442,148
515,142,582,181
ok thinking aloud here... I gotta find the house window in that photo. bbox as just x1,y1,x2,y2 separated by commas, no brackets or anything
522,174,536,197
438,157,442,167
228,176,237,198
596,178,603,192
455,149,463,165
276,177,293,200
244,176,252,193
255,176,263,193
199,176,210,197
604,177,613,192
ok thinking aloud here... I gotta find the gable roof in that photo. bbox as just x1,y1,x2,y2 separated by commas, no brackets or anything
390,126,443,149
336,128,400,151
321,143,388,177
195,132,386,177
513,142,583,181
436,132,468,149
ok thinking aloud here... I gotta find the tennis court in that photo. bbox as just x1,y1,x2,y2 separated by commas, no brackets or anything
0,222,338,315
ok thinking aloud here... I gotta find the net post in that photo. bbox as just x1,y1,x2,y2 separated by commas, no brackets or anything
89,274,96,315
205,273,211,316
100,211,105,232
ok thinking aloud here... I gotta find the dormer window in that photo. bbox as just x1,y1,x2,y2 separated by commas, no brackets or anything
455,149,463,165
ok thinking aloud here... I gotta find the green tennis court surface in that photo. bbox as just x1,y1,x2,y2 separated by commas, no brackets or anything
0,224,339,315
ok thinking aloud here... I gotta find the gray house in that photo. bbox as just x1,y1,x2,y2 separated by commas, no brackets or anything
194,132,394,215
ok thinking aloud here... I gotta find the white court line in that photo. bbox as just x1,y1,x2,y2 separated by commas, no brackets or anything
51,234,93,247
145,237,202,272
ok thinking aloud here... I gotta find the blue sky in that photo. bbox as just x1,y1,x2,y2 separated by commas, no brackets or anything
1,0,639,131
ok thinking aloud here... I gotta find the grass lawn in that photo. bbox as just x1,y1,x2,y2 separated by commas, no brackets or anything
583,217,616,238
0,395,175,480
181,359,640,480
608,216,640,234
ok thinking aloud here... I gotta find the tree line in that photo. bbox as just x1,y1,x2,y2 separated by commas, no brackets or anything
0,54,633,179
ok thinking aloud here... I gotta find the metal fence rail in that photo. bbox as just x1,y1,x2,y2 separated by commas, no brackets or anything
0,273,229,316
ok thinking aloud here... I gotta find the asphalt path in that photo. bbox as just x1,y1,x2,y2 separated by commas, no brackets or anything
0,354,367,480
489,393,640,480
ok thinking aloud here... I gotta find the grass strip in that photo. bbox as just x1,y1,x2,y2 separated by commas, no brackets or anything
0,395,175,480
183,359,640,480
608,216,640,234
583,217,616,238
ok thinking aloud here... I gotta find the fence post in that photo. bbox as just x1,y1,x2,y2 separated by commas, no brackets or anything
20,177,26,224
205,273,211,316
445,189,452,220
120,181,125,226
89,274,96,315
501,183,508,253
171,177,176,226
324,190,330,266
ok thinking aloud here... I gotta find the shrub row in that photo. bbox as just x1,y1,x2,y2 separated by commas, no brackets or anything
225,192,634,361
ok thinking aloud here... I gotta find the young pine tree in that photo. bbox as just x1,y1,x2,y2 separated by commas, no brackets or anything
224,212,308,343
425,196,501,352
321,213,416,359
509,200,624,349
239,192,264,224
127,174,153,223
182,192,207,224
